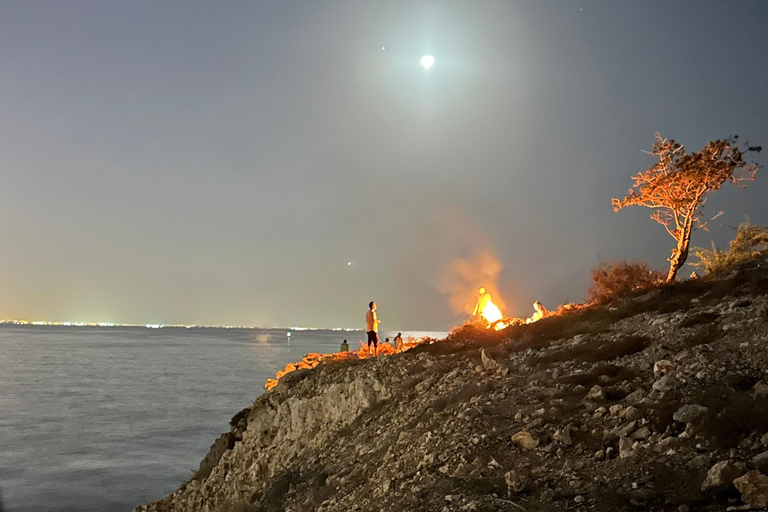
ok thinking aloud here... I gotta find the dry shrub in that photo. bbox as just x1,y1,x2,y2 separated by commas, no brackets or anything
691,219,768,276
587,261,665,303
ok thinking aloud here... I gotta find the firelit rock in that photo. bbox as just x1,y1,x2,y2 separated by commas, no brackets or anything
511,430,539,450
552,429,573,446
652,375,678,393
624,388,645,404
673,404,708,424
609,404,624,416
504,469,528,494
734,471,768,507
586,385,604,400
619,406,643,421
753,452,768,473
653,360,676,378
753,381,768,396
480,349,499,371
619,437,634,459
701,461,744,492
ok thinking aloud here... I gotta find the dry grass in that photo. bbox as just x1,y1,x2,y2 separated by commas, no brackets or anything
691,220,768,276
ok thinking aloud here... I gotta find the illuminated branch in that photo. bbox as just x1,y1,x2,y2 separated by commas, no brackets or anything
612,133,761,282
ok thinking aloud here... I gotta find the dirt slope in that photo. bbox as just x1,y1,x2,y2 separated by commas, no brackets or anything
135,259,768,512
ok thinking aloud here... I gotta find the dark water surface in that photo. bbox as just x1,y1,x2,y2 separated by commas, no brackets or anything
0,325,443,512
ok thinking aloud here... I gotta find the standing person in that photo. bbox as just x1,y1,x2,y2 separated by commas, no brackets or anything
393,332,403,349
472,287,491,318
365,301,381,357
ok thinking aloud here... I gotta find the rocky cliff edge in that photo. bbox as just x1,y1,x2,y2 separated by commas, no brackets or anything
136,259,768,512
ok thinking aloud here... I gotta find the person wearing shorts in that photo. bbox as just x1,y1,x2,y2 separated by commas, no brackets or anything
365,301,381,356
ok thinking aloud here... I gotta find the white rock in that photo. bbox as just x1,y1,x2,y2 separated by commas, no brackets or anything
653,360,676,378
481,349,499,371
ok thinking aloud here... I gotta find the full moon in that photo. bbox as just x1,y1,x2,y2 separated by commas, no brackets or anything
420,55,435,69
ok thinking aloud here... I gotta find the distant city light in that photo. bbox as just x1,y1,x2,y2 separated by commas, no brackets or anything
421,55,435,69
0,319,362,331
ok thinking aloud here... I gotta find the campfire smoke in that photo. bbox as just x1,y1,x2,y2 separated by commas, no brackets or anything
439,250,507,319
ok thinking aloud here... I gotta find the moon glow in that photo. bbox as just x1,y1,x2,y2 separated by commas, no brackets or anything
420,55,435,69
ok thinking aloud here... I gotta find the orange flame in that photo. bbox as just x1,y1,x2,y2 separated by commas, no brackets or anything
479,299,503,324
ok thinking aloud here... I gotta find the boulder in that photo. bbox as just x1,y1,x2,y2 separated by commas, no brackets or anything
734,471,768,508
609,404,624,416
504,469,529,494
751,451,768,473
673,404,708,424
701,461,744,492
619,437,634,459
511,431,539,450
653,360,676,378
553,429,573,446
652,375,678,393
624,388,645,404
619,406,643,421
586,385,605,400
480,349,499,371
753,381,768,396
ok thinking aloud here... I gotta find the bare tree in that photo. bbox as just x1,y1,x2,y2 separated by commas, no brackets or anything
613,133,761,281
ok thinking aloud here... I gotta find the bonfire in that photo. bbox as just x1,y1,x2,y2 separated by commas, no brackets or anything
470,287,517,331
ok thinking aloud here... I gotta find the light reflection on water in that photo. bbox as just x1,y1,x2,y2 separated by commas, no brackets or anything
0,326,444,512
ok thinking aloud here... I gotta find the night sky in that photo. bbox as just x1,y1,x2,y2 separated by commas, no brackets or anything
1,1,767,329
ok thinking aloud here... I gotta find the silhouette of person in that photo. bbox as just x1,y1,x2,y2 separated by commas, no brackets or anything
472,287,491,318
529,301,548,323
365,301,381,356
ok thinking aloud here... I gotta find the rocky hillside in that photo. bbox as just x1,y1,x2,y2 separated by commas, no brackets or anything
135,259,768,512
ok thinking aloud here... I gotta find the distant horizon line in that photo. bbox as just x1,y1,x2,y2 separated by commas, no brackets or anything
0,319,447,334
0,319,361,331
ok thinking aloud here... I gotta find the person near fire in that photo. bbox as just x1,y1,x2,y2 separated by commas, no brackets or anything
472,287,491,319
340,339,349,352
393,332,403,349
365,301,381,357
528,301,548,323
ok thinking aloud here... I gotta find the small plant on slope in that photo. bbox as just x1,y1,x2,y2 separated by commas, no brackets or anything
691,219,768,276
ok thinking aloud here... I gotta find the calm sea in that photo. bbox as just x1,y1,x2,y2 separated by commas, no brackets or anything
0,325,444,512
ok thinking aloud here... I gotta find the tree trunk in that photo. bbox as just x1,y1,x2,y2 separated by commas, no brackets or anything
666,216,694,282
